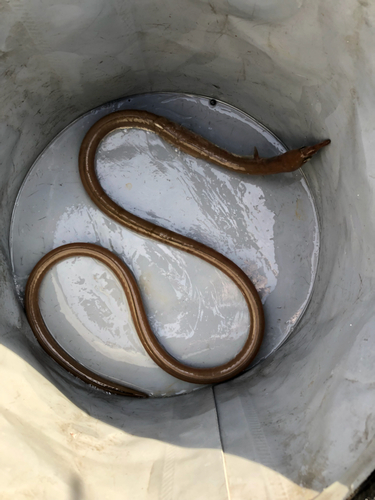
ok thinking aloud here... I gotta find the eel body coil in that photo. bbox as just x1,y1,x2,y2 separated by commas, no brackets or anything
25,110,330,397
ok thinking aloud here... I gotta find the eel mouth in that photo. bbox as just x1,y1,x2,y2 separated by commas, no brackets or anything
299,139,331,163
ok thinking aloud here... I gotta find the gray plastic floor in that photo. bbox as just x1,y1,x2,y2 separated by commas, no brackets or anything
10,93,319,397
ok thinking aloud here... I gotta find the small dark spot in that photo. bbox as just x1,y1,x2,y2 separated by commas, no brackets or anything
209,99,217,106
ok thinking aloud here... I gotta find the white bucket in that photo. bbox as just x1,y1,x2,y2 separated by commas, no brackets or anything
1,1,374,499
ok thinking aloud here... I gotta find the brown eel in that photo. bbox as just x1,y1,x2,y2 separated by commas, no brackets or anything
25,109,330,397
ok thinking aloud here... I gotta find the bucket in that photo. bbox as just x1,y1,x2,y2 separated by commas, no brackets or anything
1,1,374,499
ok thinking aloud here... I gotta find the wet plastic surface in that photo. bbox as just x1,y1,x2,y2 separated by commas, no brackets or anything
10,93,319,396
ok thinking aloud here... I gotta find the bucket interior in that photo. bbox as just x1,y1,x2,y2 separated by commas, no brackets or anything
1,1,374,499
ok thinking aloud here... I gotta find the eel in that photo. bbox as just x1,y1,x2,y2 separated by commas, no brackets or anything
25,109,330,396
